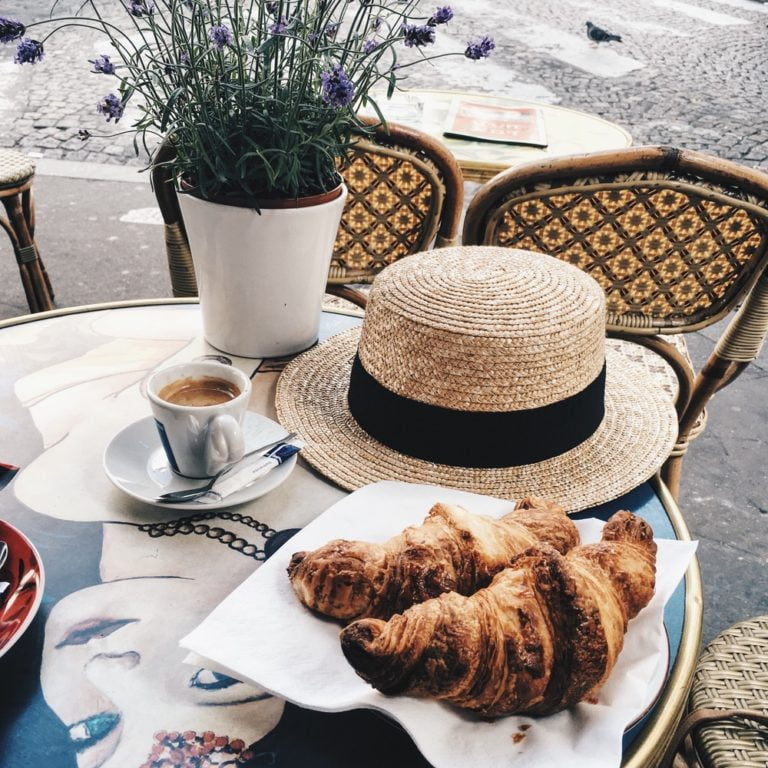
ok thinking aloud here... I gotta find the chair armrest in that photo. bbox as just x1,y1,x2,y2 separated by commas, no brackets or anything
325,283,368,310
714,268,768,365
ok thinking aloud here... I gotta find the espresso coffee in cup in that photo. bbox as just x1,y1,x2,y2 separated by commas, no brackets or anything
147,361,251,477
159,376,241,407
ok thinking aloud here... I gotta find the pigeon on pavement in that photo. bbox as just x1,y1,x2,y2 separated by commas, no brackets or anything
586,21,622,44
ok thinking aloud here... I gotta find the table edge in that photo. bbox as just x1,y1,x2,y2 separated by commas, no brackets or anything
622,475,703,768
0,298,364,330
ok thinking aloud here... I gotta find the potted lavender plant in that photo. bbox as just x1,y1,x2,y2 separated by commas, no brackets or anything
1,2,494,357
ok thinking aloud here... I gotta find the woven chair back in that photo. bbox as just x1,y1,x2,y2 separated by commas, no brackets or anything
463,147,768,334
152,121,463,298
330,138,444,283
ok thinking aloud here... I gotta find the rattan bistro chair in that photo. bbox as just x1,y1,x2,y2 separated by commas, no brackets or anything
0,149,54,313
152,120,463,309
659,616,768,768
463,146,768,499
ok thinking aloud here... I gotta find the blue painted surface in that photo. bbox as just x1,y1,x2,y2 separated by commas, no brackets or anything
318,311,362,341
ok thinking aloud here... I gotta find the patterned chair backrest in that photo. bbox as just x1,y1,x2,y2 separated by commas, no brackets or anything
328,121,463,285
463,147,768,334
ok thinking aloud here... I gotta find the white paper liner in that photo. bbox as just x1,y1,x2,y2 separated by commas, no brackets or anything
181,481,697,768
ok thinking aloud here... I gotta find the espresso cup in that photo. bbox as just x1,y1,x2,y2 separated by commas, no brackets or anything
147,361,251,478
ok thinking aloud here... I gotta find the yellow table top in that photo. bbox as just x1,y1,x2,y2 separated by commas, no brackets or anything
367,88,633,182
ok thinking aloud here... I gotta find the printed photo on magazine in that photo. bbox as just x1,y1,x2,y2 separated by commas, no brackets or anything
443,98,548,147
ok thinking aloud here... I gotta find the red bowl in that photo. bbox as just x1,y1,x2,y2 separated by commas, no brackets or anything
0,519,45,657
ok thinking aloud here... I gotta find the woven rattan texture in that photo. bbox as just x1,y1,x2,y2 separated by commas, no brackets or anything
164,223,198,297
488,183,768,329
689,616,768,768
716,270,768,363
358,247,605,410
611,334,709,453
275,245,679,511
623,335,689,402
276,330,677,510
325,291,685,402
329,144,441,283
0,149,34,188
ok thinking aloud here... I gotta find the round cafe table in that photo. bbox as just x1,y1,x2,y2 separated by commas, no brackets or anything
365,89,633,183
0,300,701,768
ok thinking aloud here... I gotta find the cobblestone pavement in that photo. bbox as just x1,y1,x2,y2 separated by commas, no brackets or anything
0,0,141,163
2,0,768,166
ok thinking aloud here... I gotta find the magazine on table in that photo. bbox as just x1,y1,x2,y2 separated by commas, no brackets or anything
443,98,548,147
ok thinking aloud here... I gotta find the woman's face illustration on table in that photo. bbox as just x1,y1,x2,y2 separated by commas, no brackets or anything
41,577,284,768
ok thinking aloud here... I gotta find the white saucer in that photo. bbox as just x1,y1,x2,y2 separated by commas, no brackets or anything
103,413,297,510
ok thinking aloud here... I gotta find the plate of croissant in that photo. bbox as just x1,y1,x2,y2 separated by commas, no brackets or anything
182,481,697,768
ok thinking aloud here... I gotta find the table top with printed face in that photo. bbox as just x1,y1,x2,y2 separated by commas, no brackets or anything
0,300,700,768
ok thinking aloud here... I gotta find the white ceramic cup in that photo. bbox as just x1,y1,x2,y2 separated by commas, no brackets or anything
147,361,251,478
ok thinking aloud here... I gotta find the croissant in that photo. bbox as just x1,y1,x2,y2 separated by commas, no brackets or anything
340,510,656,717
288,497,579,621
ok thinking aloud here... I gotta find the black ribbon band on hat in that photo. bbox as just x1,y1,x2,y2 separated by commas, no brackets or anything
347,354,606,468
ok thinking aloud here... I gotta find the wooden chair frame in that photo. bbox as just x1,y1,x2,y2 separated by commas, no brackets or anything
463,146,768,498
1,175,54,314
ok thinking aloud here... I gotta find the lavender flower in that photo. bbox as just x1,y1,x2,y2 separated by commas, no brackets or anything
324,21,340,39
464,35,495,59
428,6,453,25
208,25,233,49
269,18,289,35
320,64,355,108
180,51,191,65
97,92,125,122
126,0,155,16
363,38,376,54
402,23,435,48
266,1,278,14
14,38,44,65
89,54,116,74
0,16,25,44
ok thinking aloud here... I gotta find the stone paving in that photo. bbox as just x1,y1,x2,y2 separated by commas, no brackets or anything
3,0,768,167
0,0,141,163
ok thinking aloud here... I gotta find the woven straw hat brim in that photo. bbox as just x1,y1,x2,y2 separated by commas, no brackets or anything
276,328,678,512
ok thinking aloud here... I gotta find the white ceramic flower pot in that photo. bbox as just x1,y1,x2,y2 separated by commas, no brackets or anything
178,184,348,358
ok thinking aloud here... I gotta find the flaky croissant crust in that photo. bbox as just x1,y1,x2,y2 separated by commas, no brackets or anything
288,497,580,621
340,510,657,717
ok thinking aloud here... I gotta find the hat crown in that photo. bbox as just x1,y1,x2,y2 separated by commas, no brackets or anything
358,247,606,412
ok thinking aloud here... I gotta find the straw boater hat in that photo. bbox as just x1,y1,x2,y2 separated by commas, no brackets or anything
276,246,678,511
